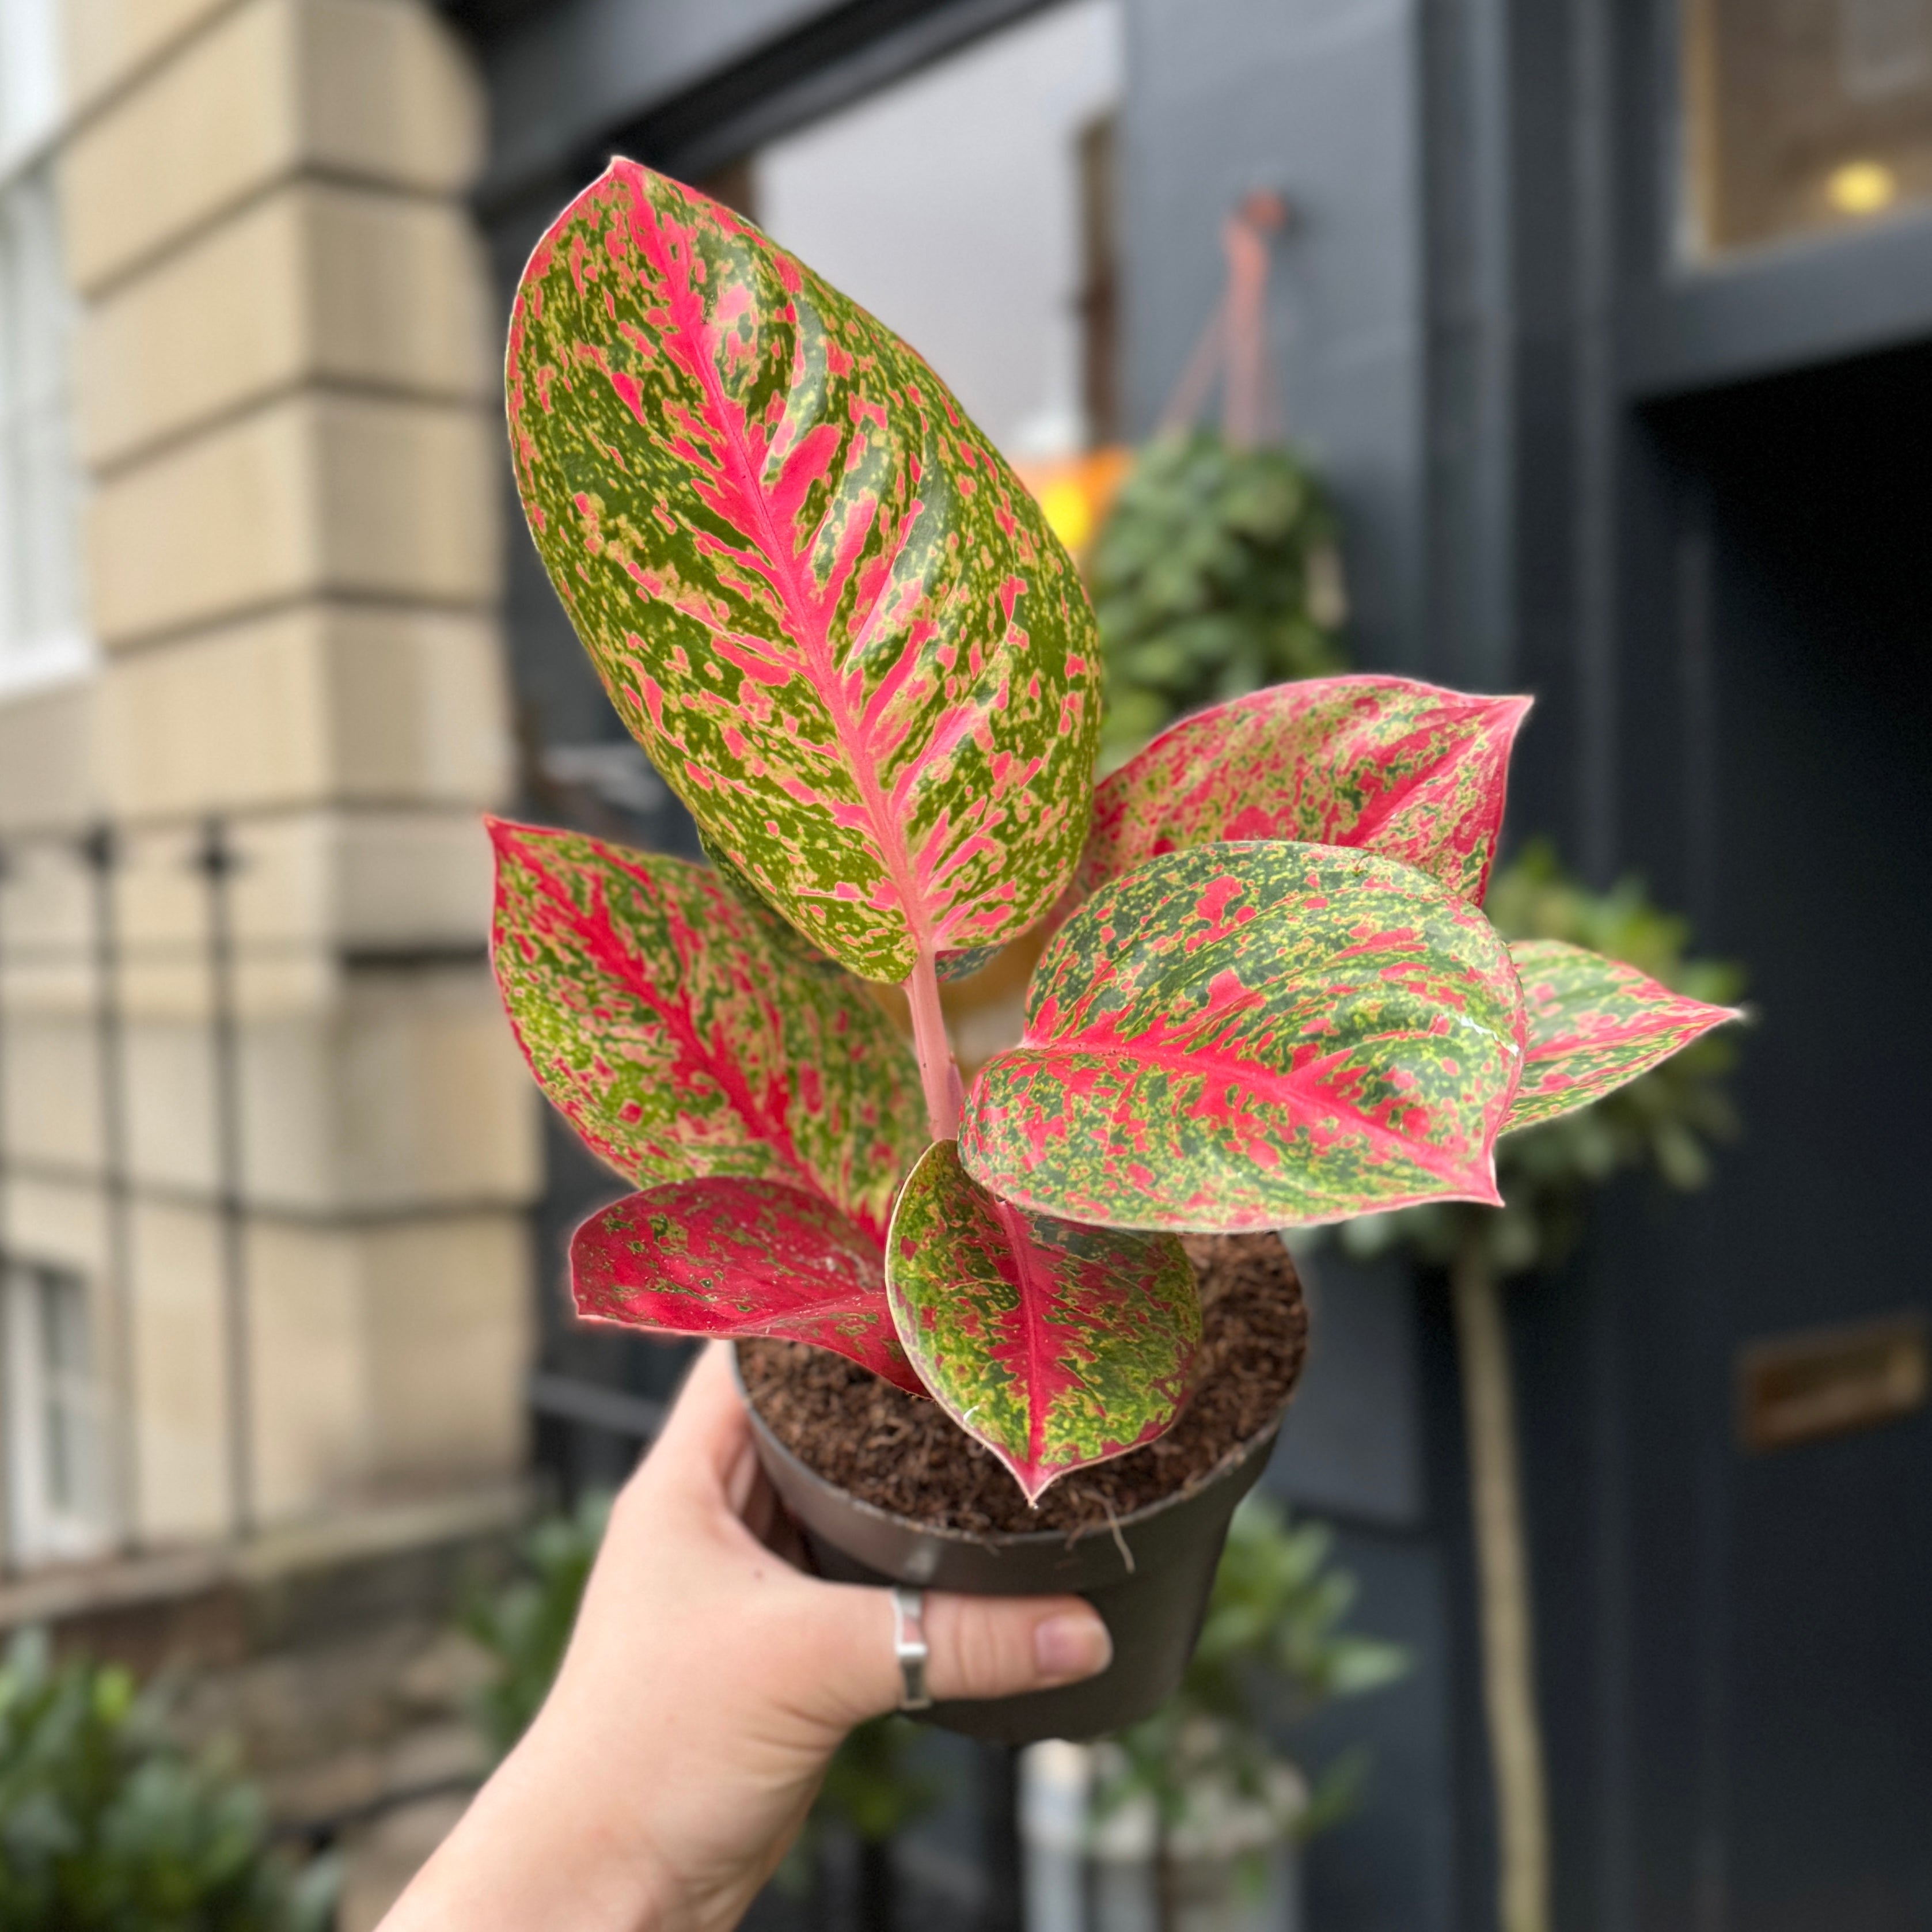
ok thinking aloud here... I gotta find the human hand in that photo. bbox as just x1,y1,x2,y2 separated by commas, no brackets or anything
379,1341,1112,1932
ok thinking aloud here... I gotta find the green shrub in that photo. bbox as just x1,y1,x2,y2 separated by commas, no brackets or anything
0,1629,337,1932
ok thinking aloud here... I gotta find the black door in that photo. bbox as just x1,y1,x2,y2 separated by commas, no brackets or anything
1577,341,1932,1932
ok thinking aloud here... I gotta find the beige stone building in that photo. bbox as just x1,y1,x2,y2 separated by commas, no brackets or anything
0,0,536,1656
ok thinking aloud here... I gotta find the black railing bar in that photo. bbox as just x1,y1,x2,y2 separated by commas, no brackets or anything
527,1371,666,1443
199,821,255,1542
82,825,141,1555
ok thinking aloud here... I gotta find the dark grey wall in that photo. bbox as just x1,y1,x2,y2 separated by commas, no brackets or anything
1119,0,1428,675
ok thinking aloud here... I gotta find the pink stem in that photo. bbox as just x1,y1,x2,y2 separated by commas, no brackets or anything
905,948,962,1143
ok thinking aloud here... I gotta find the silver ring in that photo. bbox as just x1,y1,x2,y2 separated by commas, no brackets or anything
891,1586,932,1711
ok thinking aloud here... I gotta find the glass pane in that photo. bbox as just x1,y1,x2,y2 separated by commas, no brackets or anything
750,0,1122,465
1683,0,1932,259
32,1269,100,1522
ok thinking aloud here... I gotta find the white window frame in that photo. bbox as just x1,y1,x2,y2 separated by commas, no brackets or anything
0,0,93,702
3,1257,112,1565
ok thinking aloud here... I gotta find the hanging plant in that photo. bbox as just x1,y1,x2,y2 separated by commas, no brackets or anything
1092,430,1345,764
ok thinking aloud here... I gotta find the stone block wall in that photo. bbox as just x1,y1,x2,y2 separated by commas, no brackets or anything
0,0,538,1559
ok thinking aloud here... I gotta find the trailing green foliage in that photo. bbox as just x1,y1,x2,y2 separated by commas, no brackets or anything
1095,1494,1409,1841
0,1630,337,1932
1092,430,1343,765
1339,840,1747,1276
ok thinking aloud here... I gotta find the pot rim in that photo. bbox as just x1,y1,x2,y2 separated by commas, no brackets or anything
731,1342,1295,1556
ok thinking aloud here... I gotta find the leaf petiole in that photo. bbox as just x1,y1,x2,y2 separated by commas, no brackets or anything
905,948,963,1143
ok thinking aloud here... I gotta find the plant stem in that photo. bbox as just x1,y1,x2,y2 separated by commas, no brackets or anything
1451,1224,1551,1932
905,947,962,1143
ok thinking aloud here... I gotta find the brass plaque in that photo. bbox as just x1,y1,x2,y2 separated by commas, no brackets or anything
1738,1311,1930,1453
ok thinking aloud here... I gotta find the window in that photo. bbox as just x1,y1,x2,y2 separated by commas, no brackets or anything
0,0,90,698
3,1259,110,1562
1683,0,1932,259
749,0,1123,465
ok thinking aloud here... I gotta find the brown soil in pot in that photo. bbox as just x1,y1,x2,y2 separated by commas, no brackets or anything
738,1233,1307,1538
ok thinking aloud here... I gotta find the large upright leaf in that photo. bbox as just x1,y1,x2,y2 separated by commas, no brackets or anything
1505,939,1742,1130
507,160,1100,982
489,818,923,1242
574,1178,923,1392
886,1143,1199,1501
962,843,1524,1231
1080,675,1531,908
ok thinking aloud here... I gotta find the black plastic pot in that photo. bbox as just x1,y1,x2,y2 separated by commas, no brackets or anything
735,1348,1292,1744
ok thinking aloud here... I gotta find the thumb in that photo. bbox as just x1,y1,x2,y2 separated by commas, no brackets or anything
795,1582,1113,1727
923,1591,1114,1705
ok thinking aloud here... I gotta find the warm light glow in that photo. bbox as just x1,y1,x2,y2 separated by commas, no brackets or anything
1012,447,1133,556
1038,478,1098,551
1827,160,1899,215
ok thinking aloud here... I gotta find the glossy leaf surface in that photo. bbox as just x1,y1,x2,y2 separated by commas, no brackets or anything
886,1142,1198,1500
1505,939,1742,1130
1080,675,1531,908
507,160,1100,982
574,1178,921,1392
489,818,923,1241
962,843,1523,1231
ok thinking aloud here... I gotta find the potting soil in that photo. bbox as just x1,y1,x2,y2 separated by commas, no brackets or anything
738,1233,1307,1536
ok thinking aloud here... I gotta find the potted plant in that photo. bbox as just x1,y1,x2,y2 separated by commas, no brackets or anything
491,159,1740,1745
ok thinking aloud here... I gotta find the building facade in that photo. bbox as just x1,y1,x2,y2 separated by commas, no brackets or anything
0,0,535,1651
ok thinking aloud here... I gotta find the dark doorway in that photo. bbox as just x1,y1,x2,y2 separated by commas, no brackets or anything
1610,342,1932,1930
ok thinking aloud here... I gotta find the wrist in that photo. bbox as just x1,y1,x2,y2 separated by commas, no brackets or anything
381,1712,678,1932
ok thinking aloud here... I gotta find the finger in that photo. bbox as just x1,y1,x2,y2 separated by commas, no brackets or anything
922,1592,1113,1703
787,1582,1113,1725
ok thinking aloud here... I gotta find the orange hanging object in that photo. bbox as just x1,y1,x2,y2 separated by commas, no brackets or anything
1159,189,1295,448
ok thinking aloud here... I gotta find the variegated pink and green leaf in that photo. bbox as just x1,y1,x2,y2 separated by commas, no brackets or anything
961,842,1524,1231
1079,675,1531,909
488,817,924,1242
886,1141,1199,1501
1505,939,1743,1130
573,1178,923,1392
507,160,1100,985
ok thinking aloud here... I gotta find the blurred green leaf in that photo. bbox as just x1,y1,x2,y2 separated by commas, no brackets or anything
1092,430,1346,765
0,1628,336,1931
